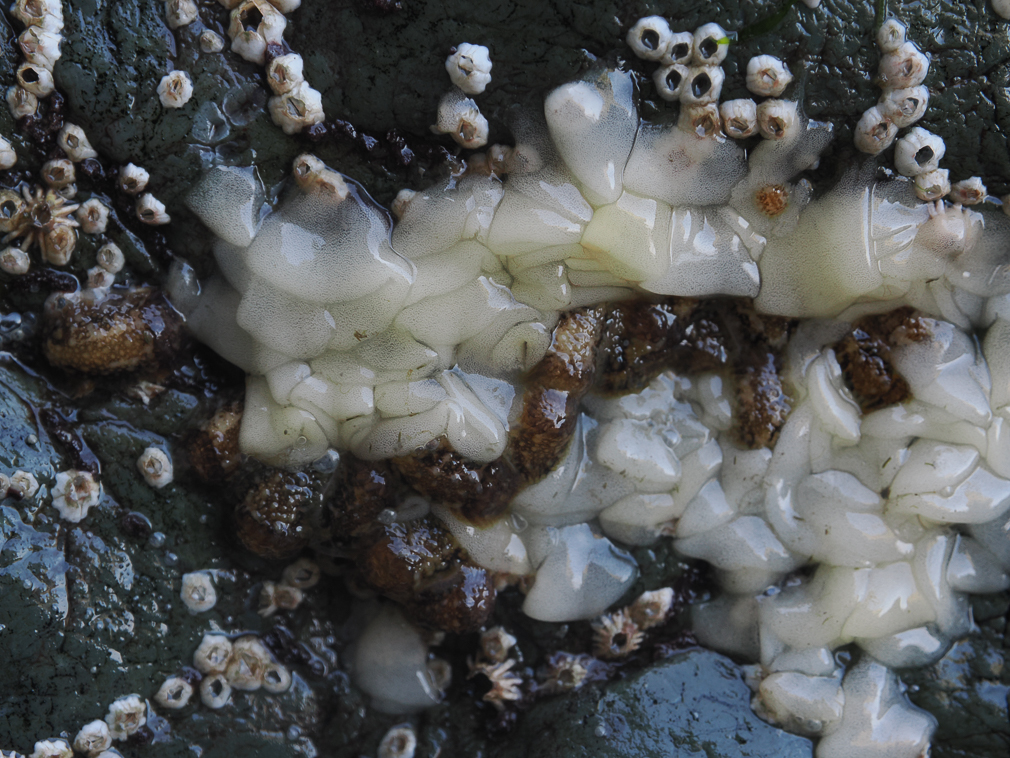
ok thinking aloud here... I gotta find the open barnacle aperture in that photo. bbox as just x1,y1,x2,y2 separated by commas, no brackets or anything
0,185,79,265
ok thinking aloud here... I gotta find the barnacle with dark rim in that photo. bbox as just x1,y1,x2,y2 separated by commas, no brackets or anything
0,184,79,265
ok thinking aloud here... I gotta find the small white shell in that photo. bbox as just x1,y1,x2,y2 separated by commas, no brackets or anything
42,158,75,188
97,242,125,273
104,694,146,741
19,27,61,69
42,224,76,266
73,721,112,758
199,30,225,53
58,124,99,162
87,265,115,290
76,199,109,235
628,587,675,629
626,17,674,62
877,85,928,128
154,676,194,709
10,470,39,499
118,163,150,194
291,153,348,198
193,633,233,673
678,103,722,138
720,98,758,139
1,247,30,276
158,71,194,108
228,0,286,64
261,662,293,693
226,635,272,690
660,31,694,65
756,99,799,141
692,22,729,65
200,673,232,709
434,90,489,148
378,725,417,758
653,63,688,102
680,65,724,106
893,126,945,175
877,41,929,89
11,0,64,31
267,53,305,95
268,82,325,135
6,85,38,119
282,557,321,588
52,470,102,523
853,105,897,154
180,571,217,612
876,18,906,52
746,55,793,97
949,177,986,205
136,193,171,225
0,135,16,169
164,0,198,28
17,62,54,97
137,446,173,488
914,168,950,201
445,42,493,94
29,740,72,758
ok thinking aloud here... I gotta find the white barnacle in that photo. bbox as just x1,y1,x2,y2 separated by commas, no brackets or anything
76,199,109,235
949,177,986,205
291,153,348,198
480,626,517,663
58,124,98,162
282,556,321,588
661,31,694,65
6,85,38,119
29,740,71,758
266,0,301,11
104,694,147,741
877,41,929,90
199,673,231,709
0,136,17,170
52,470,102,523
746,55,793,97
118,163,150,194
445,42,493,94
0,247,30,275
136,193,171,225
154,676,194,709
680,65,724,106
692,22,729,66
853,105,897,154
42,223,78,266
914,168,951,201
625,17,674,62
73,721,112,758
261,662,292,693
87,265,115,290
756,99,799,141
390,188,416,219
137,446,173,488
893,126,945,175
627,587,675,629
181,571,217,612
228,0,286,65
11,0,64,30
96,242,125,273
19,27,61,69
42,158,75,189
164,0,198,28
434,90,489,148
720,98,758,139
257,580,304,616
268,81,325,135
591,609,644,659
876,18,906,52
678,102,722,138
10,470,39,500
193,632,233,674
158,71,194,109
653,63,688,102
225,635,272,690
199,30,225,53
16,63,54,98
377,725,417,758
877,85,928,128
266,53,304,95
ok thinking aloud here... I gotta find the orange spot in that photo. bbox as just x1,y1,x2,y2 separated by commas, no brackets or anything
755,184,789,217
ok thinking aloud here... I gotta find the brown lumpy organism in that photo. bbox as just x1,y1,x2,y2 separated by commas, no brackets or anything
188,403,244,482
42,286,185,374
235,469,322,560
833,306,929,412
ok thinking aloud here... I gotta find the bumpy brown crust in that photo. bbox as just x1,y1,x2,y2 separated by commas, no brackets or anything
42,286,185,374
235,469,320,559
736,353,791,449
188,404,243,482
833,307,929,412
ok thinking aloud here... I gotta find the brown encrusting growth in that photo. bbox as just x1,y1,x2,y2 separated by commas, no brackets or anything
736,352,791,448
235,469,321,560
42,286,185,374
833,306,930,412
188,404,244,482
755,183,789,217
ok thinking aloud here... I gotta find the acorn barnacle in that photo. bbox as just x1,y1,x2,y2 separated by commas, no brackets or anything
626,16,674,62
755,184,790,217
1,185,80,265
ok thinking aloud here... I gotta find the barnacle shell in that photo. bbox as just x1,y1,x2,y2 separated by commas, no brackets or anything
626,16,674,62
